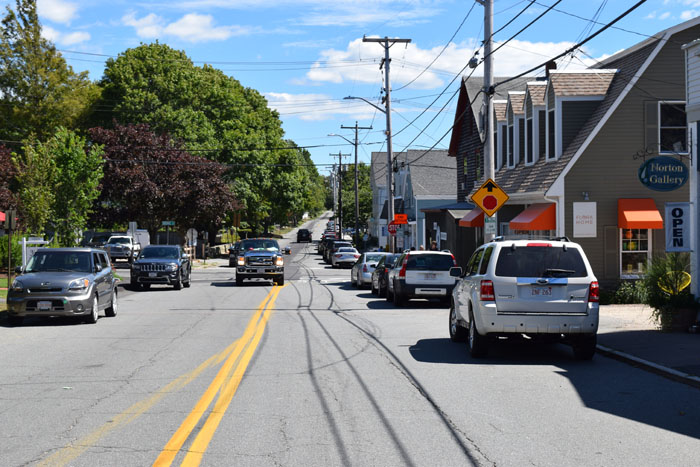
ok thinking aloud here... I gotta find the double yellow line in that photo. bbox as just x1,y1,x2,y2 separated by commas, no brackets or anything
155,284,285,466
39,285,284,467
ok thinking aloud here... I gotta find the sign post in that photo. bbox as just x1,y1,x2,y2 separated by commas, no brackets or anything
162,220,175,245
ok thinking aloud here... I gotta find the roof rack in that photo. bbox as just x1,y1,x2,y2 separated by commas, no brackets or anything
549,236,570,242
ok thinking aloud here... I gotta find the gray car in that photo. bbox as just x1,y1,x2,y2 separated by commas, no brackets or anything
6,248,118,326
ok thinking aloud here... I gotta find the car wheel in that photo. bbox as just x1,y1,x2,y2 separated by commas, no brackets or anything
378,283,386,298
449,302,467,342
105,289,118,317
468,312,487,357
385,284,393,302
131,281,141,291
393,285,406,307
142,284,151,290
184,269,191,288
572,334,597,360
229,261,235,267
275,275,285,286
8,315,23,326
350,272,357,287
370,281,377,295
173,273,182,290
236,276,244,286
85,295,99,324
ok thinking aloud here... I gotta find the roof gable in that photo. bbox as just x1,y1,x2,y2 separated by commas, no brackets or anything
548,70,617,97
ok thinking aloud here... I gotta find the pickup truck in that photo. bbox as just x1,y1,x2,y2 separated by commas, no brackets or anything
104,235,141,263
235,238,284,286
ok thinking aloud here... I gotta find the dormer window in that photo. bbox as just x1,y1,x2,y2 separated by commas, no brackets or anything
547,109,556,160
659,102,687,154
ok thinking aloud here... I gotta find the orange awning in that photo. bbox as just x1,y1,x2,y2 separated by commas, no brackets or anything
509,203,556,231
458,209,484,227
618,198,663,229
0,211,5,222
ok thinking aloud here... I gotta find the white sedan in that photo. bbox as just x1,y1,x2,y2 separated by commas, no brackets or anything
331,247,360,268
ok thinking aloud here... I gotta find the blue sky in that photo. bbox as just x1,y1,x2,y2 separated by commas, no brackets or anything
4,0,700,174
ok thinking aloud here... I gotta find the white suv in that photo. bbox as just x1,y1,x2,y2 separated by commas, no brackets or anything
386,250,458,306
449,237,599,360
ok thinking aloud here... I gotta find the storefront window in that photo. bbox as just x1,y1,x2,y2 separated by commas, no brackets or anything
620,228,650,277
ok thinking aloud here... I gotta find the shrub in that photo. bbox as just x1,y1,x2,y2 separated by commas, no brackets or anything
0,234,23,269
642,253,697,328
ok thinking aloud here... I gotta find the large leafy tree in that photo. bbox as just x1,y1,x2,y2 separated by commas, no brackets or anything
0,144,18,211
339,162,372,231
14,128,103,243
89,123,238,240
0,0,99,142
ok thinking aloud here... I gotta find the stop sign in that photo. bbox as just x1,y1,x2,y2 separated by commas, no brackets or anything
388,223,398,235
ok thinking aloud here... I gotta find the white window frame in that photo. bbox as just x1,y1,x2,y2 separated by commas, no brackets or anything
658,100,689,155
619,228,652,279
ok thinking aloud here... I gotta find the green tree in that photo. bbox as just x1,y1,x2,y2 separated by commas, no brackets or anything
13,136,56,235
0,0,100,142
0,144,18,211
339,162,372,231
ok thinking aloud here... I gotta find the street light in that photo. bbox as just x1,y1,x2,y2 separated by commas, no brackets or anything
344,95,394,252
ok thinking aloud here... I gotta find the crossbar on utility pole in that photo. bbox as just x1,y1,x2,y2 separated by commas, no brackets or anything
340,122,373,247
363,35,411,252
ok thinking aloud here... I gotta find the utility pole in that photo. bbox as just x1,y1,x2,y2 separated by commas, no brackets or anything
340,122,373,247
331,152,350,237
363,36,411,252
480,0,496,241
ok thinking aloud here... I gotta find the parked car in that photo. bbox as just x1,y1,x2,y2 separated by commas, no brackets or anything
331,247,360,268
351,251,390,288
449,237,599,360
297,228,312,243
371,253,400,297
235,238,284,286
386,250,457,307
324,240,353,263
130,245,191,290
317,231,337,254
228,241,241,267
6,248,118,325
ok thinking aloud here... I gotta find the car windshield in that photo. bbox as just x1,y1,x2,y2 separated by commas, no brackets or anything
406,254,455,271
337,248,357,253
333,242,352,249
107,237,130,245
241,240,279,251
365,254,385,263
139,247,180,259
495,246,587,278
26,251,92,273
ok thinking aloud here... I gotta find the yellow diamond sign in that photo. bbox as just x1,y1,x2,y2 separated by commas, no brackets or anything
471,178,509,217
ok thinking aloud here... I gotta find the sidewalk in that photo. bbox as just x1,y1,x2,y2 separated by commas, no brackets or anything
597,304,700,387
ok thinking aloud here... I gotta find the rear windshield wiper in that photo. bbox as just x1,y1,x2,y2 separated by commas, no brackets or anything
543,268,576,276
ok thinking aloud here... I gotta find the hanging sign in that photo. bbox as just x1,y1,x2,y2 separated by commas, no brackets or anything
638,156,688,191
665,202,690,252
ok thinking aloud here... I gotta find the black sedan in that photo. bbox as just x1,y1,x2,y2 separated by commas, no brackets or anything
370,253,400,297
130,245,191,290
296,228,311,242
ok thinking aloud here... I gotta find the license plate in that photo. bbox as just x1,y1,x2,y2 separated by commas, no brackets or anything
531,286,552,296
424,273,437,279
37,301,51,311
149,272,157,277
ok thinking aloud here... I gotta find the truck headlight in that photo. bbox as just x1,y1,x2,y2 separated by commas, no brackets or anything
237,256,245,266
166,263,178,272
10,279,24,292
275,256,284,266
68,278,90,291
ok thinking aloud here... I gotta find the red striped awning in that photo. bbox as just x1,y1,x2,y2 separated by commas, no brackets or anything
458,209,484,227
509,203,556,231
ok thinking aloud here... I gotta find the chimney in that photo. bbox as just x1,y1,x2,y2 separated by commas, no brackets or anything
545,60,557,79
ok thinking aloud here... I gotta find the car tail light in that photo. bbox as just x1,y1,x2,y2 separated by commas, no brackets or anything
335,254,342,258
398,256,408,279
363,264,368,272
527,243,551,247
480,280,495,301
588,281,599,302
354,254,360,259
450,253,457,266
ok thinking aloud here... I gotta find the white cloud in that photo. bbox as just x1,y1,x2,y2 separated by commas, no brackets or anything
122,12,258,42
264,92,376,121
122,12,164,39
681,10,700,20
659,12,672,20
38,0,78,24
40,25,90,45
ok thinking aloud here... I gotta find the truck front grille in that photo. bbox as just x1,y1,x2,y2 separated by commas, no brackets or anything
248,256,273,266
140,263,167,272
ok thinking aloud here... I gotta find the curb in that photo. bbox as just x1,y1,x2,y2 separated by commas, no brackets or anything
597,344,700,390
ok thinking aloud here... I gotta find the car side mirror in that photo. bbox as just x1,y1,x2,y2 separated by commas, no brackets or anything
14,266,23,274
94,264,103,273
182,253,189,259
449,267,462,277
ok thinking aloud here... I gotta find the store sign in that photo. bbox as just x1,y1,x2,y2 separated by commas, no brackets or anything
638,156,688,191
573,202,596,238
665,202,690,252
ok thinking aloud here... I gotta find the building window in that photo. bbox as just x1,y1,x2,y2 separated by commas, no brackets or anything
501,127,507,169
508,125,514,167
538,110,546,159
658,102,687,154
547,110,555,160
526,118,533,164
620,228,651,277
493,131,498,170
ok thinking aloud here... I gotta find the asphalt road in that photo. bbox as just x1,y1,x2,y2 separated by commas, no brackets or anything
1,216,699,466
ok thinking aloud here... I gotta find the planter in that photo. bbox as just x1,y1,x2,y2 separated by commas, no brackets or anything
658,307,698,332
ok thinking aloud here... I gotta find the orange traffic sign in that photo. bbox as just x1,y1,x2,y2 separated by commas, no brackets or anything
393,214,408,224
471,178,509,217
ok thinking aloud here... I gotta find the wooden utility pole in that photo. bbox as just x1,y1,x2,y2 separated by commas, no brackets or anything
331,152,350,237
340,122,373,246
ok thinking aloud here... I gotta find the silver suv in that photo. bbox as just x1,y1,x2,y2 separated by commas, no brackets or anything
386,250,458,306
449,237,599,360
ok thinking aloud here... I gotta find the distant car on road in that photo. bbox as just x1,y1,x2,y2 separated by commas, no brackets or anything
6,248,118,325
297,228,312,243
104,235,141,264
130,245,191,290
351,251,390,288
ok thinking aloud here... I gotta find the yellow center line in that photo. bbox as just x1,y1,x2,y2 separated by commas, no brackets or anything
38,338,240,467
154,286,281,467
181,284,285,466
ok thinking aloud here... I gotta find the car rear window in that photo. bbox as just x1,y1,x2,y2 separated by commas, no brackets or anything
365,254,385,263
495,246,588,278
406,254,454,271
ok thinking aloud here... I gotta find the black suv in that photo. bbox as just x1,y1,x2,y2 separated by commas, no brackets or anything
130,245,191,290
297,228,311,243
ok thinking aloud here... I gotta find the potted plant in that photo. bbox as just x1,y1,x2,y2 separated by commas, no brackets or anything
642,252,698,332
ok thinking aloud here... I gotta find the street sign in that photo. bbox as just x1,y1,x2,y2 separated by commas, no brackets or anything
387,222,398,235
393,214,408,224
471,178,509,217
162,220,175,226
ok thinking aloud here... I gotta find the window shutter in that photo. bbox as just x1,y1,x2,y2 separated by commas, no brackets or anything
644,101,658,154
604,226,618,279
